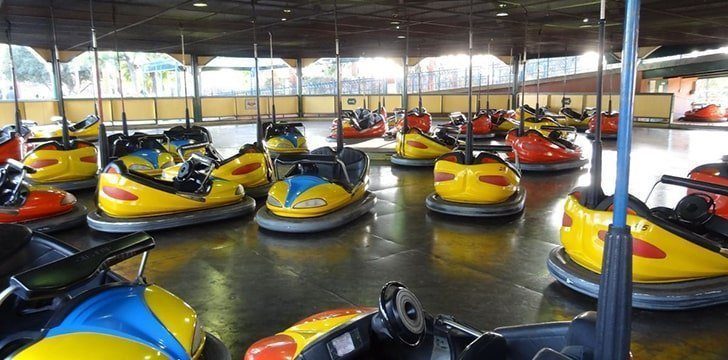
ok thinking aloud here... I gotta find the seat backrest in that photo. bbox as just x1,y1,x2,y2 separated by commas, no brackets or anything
69,115,99,132
438,152,466,164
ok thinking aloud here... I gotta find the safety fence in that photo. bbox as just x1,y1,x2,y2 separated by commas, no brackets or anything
0,92,673,126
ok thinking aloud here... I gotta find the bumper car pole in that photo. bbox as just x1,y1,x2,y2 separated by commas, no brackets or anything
179,30,191,129
595,0,638,358
6,24,23,138
252,2,263,143
90,0,104,122
334,2,343,153
50,6,70,149
112,6,128,136
269,32,277,125
588,0,607,208
465,6,473,164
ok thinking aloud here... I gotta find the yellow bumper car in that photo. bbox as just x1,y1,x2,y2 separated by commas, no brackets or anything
390,127,458,167
426,146,525,217
161,142,273,198
548,175,728,310
87,153,255,233
22,140,97,191
29,115,100,141
263,121,308,155
255,147,376,233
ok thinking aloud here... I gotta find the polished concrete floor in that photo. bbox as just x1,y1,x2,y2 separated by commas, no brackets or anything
56,122,728,359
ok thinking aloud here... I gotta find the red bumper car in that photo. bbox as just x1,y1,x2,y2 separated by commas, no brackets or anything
0,160,86,232
586,111,619,139
330,108,387,139
442,110,494,139
682,104,727,122
689,162,728,218
505,129,587,171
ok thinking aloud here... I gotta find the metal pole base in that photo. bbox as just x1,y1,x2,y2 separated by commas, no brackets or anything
595,224,632,360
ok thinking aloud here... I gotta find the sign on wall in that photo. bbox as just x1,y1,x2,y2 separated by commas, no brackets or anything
347,98,356,105
245,98,257,110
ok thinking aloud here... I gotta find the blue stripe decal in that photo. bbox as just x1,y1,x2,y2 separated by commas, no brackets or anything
130,149,161,168
47,285,188,360
283,175,326,207
281,133,299,147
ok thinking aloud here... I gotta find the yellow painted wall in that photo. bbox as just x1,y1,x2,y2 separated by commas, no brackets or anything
341,96,366,110
64,100,97,122
156,98,193,120
271,96,298,114
522,94,549,108
584,95,621,112
303,96,335,114
24,102,58,124
235,97,270,116
0,102,21,125
441,95,480,113
408,95,442,113
110,99,156,121
633,94,672,119
547,94,585,111
478,94,510,110
202,97,237,118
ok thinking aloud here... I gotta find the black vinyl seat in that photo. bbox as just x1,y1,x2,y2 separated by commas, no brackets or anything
286,147,368,190
264,122,304,140
163,125,211,143
68,115,99,132
104,160,213,195
560,107,585,120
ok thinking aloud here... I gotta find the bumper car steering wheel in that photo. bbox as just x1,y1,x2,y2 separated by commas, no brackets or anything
675,193,715,226
377,281,425,347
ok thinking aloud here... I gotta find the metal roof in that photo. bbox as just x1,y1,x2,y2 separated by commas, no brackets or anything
2,0,727,59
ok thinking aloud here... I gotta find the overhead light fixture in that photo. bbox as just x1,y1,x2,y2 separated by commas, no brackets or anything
498,3,507,8
390,21,400,25
281,17,287,21
283,9,292,13
192,2,208,7
396,25,400,29
582,18,589,23
496,12,509,17
397,35,406,39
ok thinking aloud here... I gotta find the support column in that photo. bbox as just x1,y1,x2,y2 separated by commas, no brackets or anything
511,54,520,109
191,55,203,123
296,58,304,117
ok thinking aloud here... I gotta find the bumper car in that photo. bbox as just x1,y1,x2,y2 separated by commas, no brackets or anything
521,117,577,142
426,145,525,217
681,103,727,122
87,153,255,233
689,161,728,218
329,108,387,139
548,175,728,310
441,110,495,139
255,147,376,233
0,125,28,163
391,127,458,167
162,125,212,160
263,121,308,155
161,142,273,199
22,139,98,191
29,115,100,141
490,109,518,135
99,125,177,177
0,160,86,233
559,107,595,130
586,112,619,140
388,108,432,136
245,282,597,360
505,129,587,172
0,224,230,359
